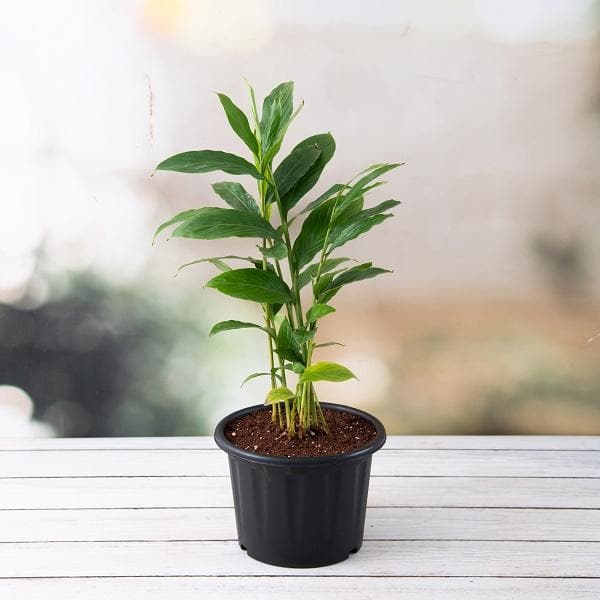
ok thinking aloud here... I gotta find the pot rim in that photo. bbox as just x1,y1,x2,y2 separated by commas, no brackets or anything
214,402,386,466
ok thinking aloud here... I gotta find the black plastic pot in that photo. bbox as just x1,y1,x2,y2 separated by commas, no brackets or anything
214,402,386,568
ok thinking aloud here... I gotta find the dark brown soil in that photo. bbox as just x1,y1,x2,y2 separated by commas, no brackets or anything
224,407,378,458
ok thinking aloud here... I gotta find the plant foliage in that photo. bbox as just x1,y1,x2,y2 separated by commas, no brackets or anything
155,82,401,436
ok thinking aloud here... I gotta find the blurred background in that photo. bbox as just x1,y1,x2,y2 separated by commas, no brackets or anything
1,0,599,437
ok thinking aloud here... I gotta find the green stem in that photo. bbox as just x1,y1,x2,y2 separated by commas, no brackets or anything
265,239,296,329
266,168,305,331
255,154,281,424
300,189,347,434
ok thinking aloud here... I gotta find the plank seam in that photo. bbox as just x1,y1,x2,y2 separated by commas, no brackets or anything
2,539,600,544
1,448,598,452
2,475,598,480
1,575,599,580
2,505,600,511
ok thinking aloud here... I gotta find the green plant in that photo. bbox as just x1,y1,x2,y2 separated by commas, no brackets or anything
155,82,401,437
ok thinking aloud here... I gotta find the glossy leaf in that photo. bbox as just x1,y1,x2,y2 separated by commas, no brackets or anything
334,163,402,215
358,199,401,220
329,200,400,251
206,268,293,304
156,150,263,179
153,209,198,244
299,183,346,216
294,329,316,345
265,386,296,405
212,182,260,215
261,99,305,168
176,255,255,275
209,320,273,337
260,82,294,149
270,144,321,207
313,341,345,348
259,241,288,260
276,317,304,364
216,93,258,155
249,257,276,273
306,303,336,323
241,371,281,388
203,258,230,272
332,195,364,226
168,207,279,240
299,361,357,384
297,257,354,289
313,272,335,298
319,263,392,303
292,198,335,269
279,133,336,213
268,302,284,317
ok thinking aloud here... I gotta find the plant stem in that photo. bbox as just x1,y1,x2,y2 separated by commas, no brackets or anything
255,153,281,423
266,168,305,331
265,239,296,329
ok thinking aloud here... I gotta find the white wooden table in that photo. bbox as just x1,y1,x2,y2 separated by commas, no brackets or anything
1,436,599,599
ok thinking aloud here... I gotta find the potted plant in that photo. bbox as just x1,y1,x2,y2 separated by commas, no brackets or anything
155,82,400,567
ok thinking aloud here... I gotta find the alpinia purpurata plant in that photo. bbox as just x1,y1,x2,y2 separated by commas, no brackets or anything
155,82,401,437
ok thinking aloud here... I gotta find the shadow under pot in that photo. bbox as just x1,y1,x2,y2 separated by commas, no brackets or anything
214,402,386,568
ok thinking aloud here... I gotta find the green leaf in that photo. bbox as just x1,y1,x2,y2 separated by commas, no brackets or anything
299,361,357,383
153,209,198,244
334,163,402,215
299,183,347,215
306,303,336,323
259,98,304,168
246,79,259,123
292,198,335,269
276,318,304,364
209,320,273,337
328,200,400,251
269,144,321,209
357,199,401,220
203,258,230,272
265,386,296,405
206,268,293,304
291,362,305,374
279,133,336,213
156,150,263,179
259,241,288,260
318,263,391,303
260,82,294,148
313,341,345,348
313,271,343,298
216,93,258,155
298,258,354,289
294,329,316,345
352,162,402,189
168,207,279,240
241,371,282,388
176,255,256,275
268,302,284,317
212,182,260,215
249,257,276,273
329,213,393,251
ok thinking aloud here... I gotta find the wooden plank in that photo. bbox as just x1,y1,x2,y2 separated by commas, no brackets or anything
2,476,599,510
1,436,598,451
1,540,599,577
1,507,599,543
2,577,599,600
2,449,599,477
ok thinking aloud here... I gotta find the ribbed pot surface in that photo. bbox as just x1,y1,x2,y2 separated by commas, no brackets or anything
214,402,386,568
